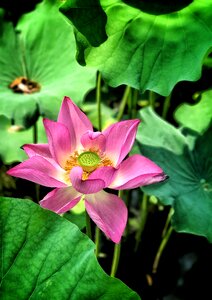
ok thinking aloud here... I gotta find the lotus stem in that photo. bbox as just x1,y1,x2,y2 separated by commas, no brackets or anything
117,85,131,121
162,94,171,119
161,207,174,238
95,227,101,257
85,210,92,240
134,193,149,251
96,71,102,131
149,90,156,108
131,88,139,119
152,226,173,274
95,71,102,255
110,242,121,277
152,208,174,273
110,190,123,277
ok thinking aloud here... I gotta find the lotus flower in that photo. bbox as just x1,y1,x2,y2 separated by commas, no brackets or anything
7,97,166,243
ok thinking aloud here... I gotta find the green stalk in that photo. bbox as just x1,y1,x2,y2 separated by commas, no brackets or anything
152,226,173,274
132,88,138,119
110,242,121,277
96,71,102,131
162,94,171,119
86,210,92,240
161,208,174,238
95,71,102,254
35,184,40,204
149,90,156,109
134,193,149,252
117,85,131,121
152,208,174,273
110,190,123,277
127,87,133,118
95,226,101,257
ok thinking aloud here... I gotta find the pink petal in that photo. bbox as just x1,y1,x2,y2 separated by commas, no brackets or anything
7,156,67,188
70,166,115,194
109,154,167,190
43,118,71,168
23,143,67,172
85,190,128,243
81,131,106,152
23,144,51,158
58,97,93,150
103,119,140,166
40,187,82,214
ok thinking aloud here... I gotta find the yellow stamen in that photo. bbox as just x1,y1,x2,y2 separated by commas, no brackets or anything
64,148,113,184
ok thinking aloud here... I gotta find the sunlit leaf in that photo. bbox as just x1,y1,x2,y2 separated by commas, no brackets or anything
60,0,212,96
0,0,96,127
136,108,212,242
174,89,212,133
0,116,46,164
0,197,140,299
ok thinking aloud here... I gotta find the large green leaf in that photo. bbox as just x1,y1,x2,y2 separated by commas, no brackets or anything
135,108,212,242
0,116,47,164
0,0,96,127
0,197,140,299
174,89,212,133
60,0,212,96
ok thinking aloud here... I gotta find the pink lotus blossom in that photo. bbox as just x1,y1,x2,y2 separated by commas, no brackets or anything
7,97,166,243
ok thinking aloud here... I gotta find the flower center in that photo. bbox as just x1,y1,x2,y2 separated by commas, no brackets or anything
78,151,100,172
64,149,113,183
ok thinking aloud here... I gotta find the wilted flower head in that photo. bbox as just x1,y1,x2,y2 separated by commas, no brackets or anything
7,97,166,243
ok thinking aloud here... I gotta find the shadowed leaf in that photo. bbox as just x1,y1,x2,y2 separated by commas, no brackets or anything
136,108,212,242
